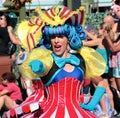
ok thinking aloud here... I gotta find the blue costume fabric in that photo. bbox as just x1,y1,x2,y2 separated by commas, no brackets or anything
41,53,86,86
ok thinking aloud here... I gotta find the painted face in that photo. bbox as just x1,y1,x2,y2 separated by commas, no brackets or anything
50,35,69,57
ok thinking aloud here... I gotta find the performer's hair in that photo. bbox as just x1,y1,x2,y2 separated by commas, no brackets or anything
42,23,86,50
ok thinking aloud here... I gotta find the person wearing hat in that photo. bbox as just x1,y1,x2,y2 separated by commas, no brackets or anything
5,6,107,118
84,24,95,33
84,24,97,40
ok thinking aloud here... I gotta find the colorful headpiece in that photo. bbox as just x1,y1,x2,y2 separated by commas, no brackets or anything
16,6,86,51
36,6,85,26
36,6,86,50
42,23,86,50
16,17,45,52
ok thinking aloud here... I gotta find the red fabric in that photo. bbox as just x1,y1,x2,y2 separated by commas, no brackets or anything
0,84,5,91
6,78,97,118
22,105,30,113
79,94,92,103
33,80,44,90
83,78,91,87
10,109,15,117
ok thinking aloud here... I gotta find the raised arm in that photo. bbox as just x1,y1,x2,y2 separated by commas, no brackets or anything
85,30,98,40
104,31,120,52
82,31,100,47
82,39,100,47
7,26,21,45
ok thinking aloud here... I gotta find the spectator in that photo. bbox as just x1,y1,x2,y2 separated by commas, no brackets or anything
0,12,21,84
104,29,120,92
82,22,116,117
103,15,120,94
84,24,97,40
110,0,120,32
103,15,119,39
0,72,22,111
104,14,120,93
84,24,97,49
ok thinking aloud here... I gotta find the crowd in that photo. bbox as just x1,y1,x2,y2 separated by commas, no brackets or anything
0,0,120,118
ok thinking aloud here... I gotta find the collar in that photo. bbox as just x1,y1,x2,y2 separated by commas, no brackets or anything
52,52,80,68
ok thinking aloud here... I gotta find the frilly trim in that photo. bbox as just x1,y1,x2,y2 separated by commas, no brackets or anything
78,46,106,79
18,48,53,80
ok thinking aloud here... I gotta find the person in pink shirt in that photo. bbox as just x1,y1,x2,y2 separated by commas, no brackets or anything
0,72,22,110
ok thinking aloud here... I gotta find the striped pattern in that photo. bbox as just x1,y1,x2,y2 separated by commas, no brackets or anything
43,6,85,26
16,17,45,52
45,6,72,21
5,80,45,118
67,8,85,25
6,78,96,118
26,17,44,52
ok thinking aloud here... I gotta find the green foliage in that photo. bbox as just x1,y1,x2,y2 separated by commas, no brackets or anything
85,11,109,31
81,0,94,4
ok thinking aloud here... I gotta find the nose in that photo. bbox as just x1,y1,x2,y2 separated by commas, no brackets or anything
54,37,59,43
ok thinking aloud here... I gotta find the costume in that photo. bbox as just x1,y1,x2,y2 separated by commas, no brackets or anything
40,53,85,86
5,6,106,118
0,27,12,84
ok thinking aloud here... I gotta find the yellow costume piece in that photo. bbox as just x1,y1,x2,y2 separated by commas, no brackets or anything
18,48,53,80
16,6,85,52
16,17,45,52
78,46,106,79
17,6,105,81
35,6,85,26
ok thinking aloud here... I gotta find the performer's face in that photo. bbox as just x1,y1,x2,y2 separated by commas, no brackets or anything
50,35,69,57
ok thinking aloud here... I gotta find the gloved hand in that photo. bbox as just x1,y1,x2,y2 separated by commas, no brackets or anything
29,60,45,74
80,86,106,111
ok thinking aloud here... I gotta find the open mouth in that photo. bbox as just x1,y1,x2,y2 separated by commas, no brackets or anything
54,45,61,51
